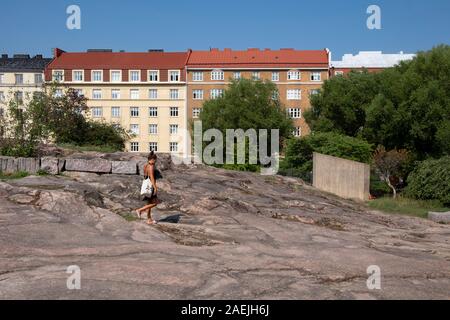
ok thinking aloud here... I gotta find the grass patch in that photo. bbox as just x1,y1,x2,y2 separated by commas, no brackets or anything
58,143,121,153
0,171,29,180
368,196,449,218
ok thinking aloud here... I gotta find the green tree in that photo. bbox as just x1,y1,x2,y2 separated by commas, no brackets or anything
196,78,294,168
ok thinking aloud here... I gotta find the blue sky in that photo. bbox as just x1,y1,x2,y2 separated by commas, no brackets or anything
2,0,449,60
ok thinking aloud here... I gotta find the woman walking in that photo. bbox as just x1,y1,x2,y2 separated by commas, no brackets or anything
136,151,159,225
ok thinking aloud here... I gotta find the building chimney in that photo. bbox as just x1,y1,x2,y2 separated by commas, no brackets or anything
13,54,31,59
34,54,43,59
53,48,65,58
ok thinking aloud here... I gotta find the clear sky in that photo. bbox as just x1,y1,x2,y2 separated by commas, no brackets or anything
2,0,449,60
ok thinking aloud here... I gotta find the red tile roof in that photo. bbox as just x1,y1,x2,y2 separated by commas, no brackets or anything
187,48,329,68
47,49,190,70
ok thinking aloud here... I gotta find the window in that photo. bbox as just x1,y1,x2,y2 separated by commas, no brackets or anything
149,89,158,99
92,89,102,100
311,72,321,81
54,89,63,98
233,72,241,80
92,70,103,82
287,71,300,80
92,107,103,118
170,107,179,117
170,142,178,153
15,74,24,84
192,89,203,100
193,108,201,118
287,89,301,100
210,89,223,99
15,91,23,104
272,90,279,100
149,107,158,117
0,74,4,84
309,89,320,96
271,72,279,82
335,71,344,76
111,89,121,99
288,108,301,119
169,124,178,135
149,142,158,152
73,70,83,82
130,124,139,135
148,70,159,82
211,70,224,81
192,72,203,81
130,142,139,152
149,124,158,135
130,70,140,82
130,89,140,99
169,70,180,82
74,89,84,97
130,107,139,117
111,107,120,118
252,72,260,80
0,91,5,102
293,127,301,137
34,74,43,84
53,70,64,82
170,89,179,100
111,70,122,82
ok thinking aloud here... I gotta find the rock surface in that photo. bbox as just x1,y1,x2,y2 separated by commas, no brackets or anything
65,158,112,173
428,211,450,224
0,163,449,299
40,157,59,175
111,161,137,175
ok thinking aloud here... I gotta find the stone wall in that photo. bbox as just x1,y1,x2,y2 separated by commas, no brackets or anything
313,152,370,201
0,153,174,176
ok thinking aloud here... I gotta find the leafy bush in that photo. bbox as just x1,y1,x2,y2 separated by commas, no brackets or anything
405,156,450,205
280,132,373,182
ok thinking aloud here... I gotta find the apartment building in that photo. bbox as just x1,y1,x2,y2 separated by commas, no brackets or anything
186,48,330,138
330,51,415,76
45,49,190,154
0,54,52,117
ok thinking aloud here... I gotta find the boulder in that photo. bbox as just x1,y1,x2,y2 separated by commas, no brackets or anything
58,159,66,173
16,158,39,174
65,158,111,174
428,211,450,224
40,157,59,175
1,157,18,174
112,161,137,175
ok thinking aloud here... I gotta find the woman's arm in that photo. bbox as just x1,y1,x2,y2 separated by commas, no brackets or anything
149,165,157,194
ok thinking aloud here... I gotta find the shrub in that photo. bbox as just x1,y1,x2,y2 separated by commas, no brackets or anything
405,156,450,205
280,132,373,182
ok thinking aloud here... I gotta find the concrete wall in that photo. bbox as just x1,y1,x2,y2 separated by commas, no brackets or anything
313,152,370,201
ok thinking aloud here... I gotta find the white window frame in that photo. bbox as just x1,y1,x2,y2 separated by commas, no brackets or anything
210,89,223,99
169,142,178,153
0,74,4,84
192,108,201,118
192,89,203,100
287,89,301,100
34,73,43,84
192,72,203,81
149,142,158,152
233,72,241,80
91,70,103,82
211,69,224,81
169,70,181,82
130,142,139,152
288,108,301,119
170,89,179,100
53,70,64,82
271,72,280,82
149,124,158,135
170,107,179,117
110,70,122,83
148,70,159,82
149,89,158,100
149,107,158,117
129,70,141,82
92,107,103,118
111,89,121,99
92,89,102,100
130,89,140,100
311,72,321,81
252,71,260,80
130,107,140,117
130,124,140,135
72,70,84,82
287,70,301,81
111,107,120,118
169,124,179,135
293,127,302,137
